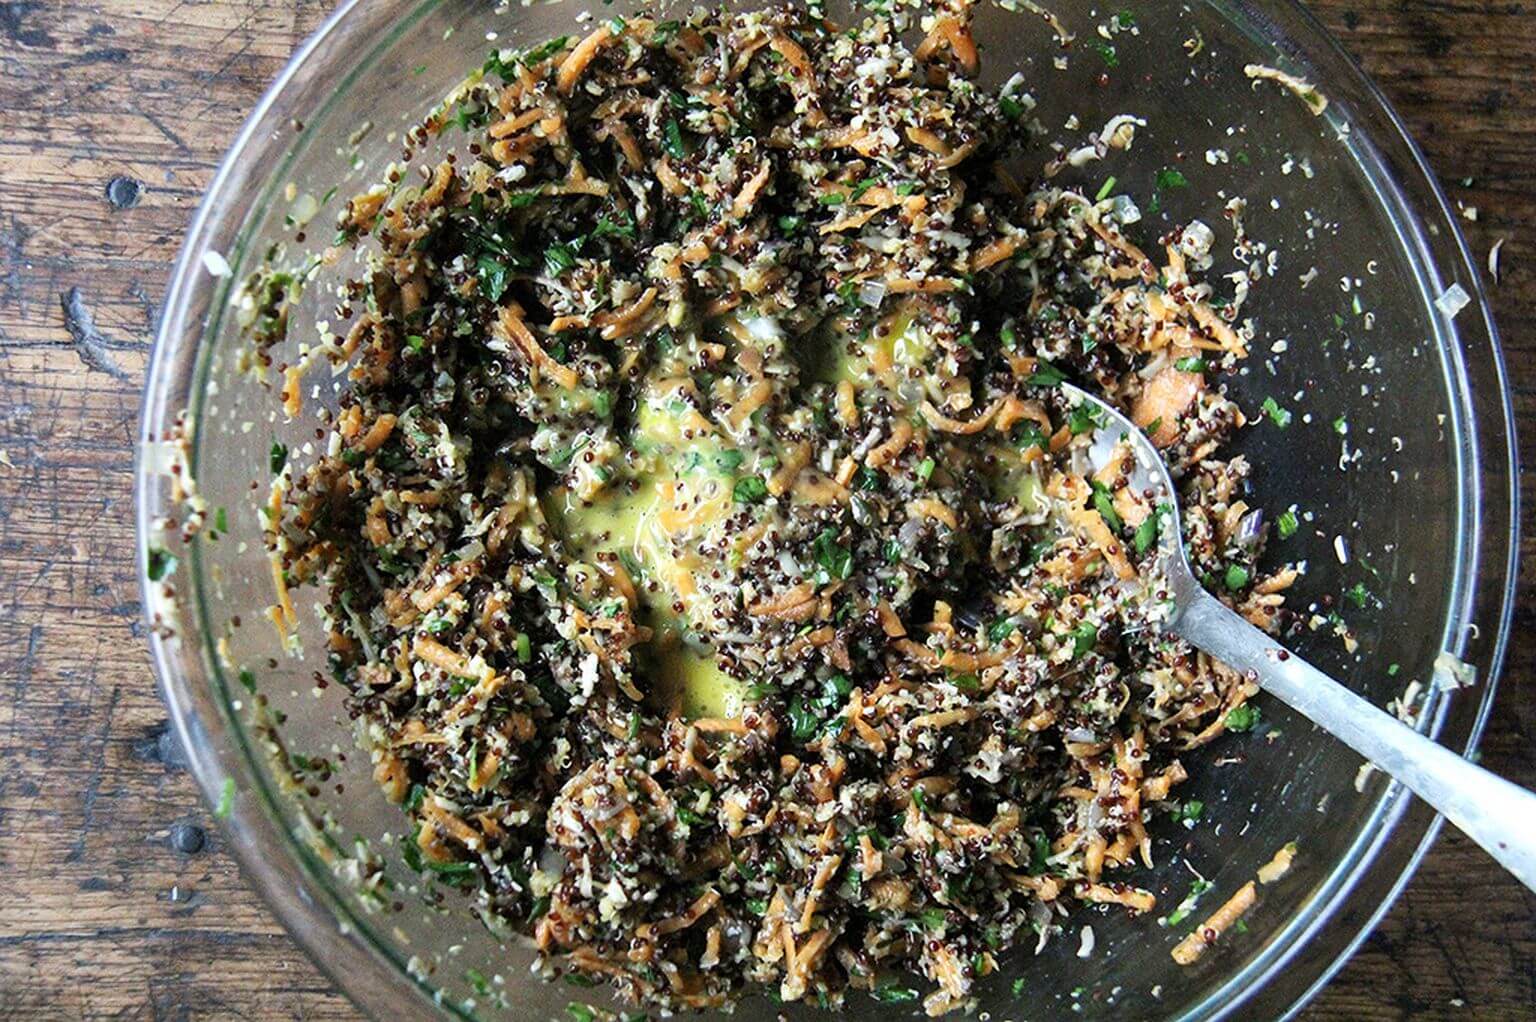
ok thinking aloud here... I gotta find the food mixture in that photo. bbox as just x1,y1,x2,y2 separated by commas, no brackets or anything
248,1,1296,1013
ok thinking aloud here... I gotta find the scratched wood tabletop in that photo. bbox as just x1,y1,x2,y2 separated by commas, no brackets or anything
0,1,1531,1018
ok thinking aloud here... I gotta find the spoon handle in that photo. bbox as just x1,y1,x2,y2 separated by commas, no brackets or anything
1173,589,1536,893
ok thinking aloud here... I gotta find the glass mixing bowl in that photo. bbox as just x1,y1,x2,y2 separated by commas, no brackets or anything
135,1,1517,1018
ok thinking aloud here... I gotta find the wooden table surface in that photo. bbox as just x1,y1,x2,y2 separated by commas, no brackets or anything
0,1,1531,1018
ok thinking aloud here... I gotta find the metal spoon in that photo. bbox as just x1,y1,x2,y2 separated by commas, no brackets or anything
1064,383,1536,892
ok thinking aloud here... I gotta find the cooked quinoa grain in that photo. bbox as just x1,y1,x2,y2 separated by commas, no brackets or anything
247,2,1294,1014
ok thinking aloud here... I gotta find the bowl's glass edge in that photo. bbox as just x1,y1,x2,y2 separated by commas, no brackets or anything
1216,1,1521,1016
133,1,1521,1019
134,2,463,1018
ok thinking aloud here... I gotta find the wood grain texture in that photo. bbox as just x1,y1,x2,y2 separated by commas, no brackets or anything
0,1,1529,1019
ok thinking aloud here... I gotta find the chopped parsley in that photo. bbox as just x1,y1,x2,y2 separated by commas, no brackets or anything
147,545,178,582
1134,503,1170,555
733,475,769,504
543,243,577,276
812,528,853,583
1260,396,1292,428
1165,878,1213,926
1070,621,1099,658
1091,481,1123,532
1027,360,1067,387
1225,704,1261,732
663,118,687,159
213,777,236,819
872,986,920,1003
476,255,510,301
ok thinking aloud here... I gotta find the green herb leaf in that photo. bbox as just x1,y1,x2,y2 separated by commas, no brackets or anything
213,777,236,819
1134,503,1169,555
812,528,853,583
1090,481,1124,532
477,255,510,301
1028,360,1067,387
1068,402,1101,436
1005,425,1044,456
1225,703,1261,732
1174,355,1207,373
848,177,879,201
593,213,636,240
427,858,478,879
1260,396,1292,428
544,243,577,277
988,617,1018,644
147,545,178,582
1070,621,1099,658
521,35,572,66
663,118,687,159
1166,878,1213,926
733,475,769,504
1277,509,1299,539
1344,582,1370,609
269,441,289,475
873,986,920,1003
788,694,821,742
1030,832,1052,874
1156,167,1189,190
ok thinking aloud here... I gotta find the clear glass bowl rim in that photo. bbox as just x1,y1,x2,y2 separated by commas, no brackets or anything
134,1,1521,1019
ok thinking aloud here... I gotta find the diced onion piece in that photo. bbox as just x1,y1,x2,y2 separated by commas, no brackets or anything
1434,282,1470,318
